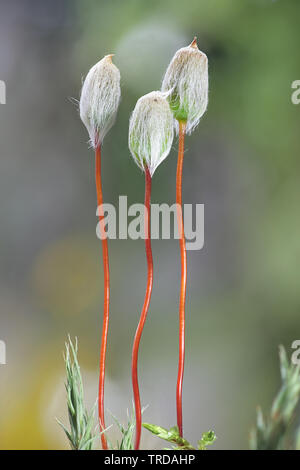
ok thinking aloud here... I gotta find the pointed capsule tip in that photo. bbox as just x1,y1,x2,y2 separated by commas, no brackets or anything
104,53,115,62
190,37,198,49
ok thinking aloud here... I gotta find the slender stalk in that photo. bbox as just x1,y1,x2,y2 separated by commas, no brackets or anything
95,144,110,450
132,166,153,450
176,120,187,437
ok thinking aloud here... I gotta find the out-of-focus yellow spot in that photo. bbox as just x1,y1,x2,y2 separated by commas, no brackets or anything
0,343,67,450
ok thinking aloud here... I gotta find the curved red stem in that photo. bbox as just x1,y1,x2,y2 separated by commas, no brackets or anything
132,166,153,450
95,145,109,450
176,121,187,437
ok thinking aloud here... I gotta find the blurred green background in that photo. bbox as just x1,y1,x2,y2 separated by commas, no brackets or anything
0,0,300,450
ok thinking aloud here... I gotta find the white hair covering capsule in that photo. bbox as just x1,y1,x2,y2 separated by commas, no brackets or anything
161,38,208,135
80,54,121,148
128,91,174,177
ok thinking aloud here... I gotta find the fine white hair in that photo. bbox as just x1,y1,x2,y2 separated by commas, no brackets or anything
128,91,174,177
80,55,121,148
161,39,208,135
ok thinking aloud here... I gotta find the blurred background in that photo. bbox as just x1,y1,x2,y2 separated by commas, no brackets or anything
0,0,299,450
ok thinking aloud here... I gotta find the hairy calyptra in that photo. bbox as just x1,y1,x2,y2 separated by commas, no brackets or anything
80,54,121,147
79,54,121,450
161,38,209,438
129,91,174,450
161,37,208,135
129,91,174,177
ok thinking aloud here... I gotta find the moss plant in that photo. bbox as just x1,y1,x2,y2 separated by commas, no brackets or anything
128,91,174,449
143,423,216,450
250,346,300,450
57,337,96,450
79,54,121,449
59,337,137,451
161,38,209,436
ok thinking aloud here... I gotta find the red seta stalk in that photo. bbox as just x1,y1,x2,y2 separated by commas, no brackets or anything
176,121,187,438
132,166,153,450
95,144,109,450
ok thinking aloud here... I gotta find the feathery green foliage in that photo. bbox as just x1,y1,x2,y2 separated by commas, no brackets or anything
57,337,96,450
108,410,136,450
143,423,216,450
250,346,300,450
